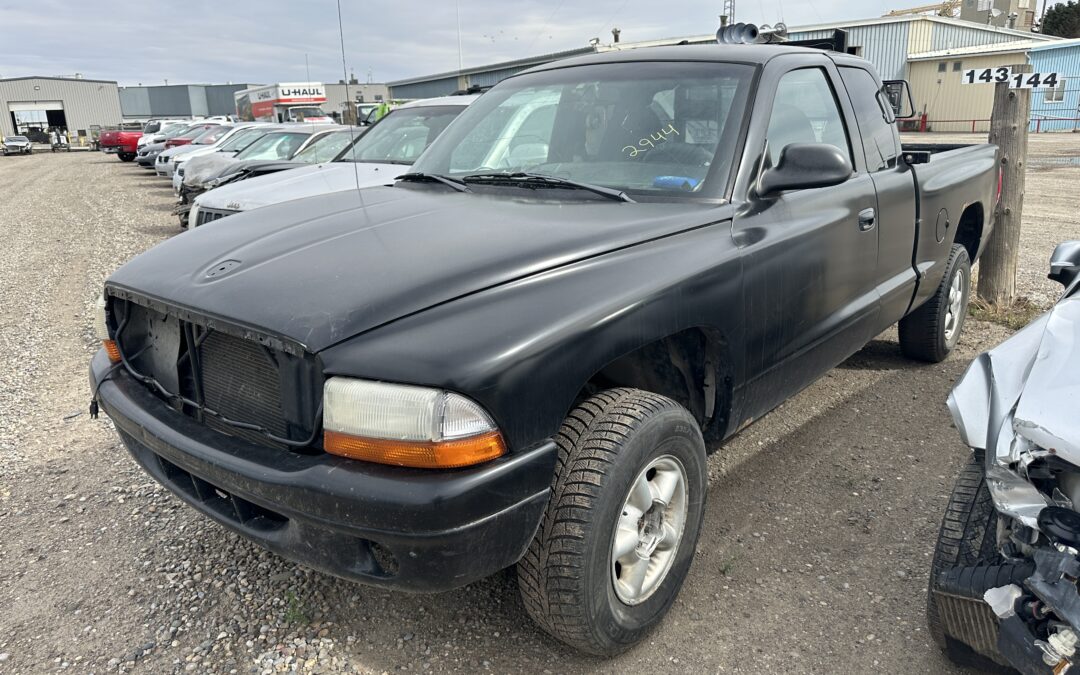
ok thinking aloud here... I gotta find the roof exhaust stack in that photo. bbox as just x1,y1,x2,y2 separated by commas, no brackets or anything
716,21,788,44
612,27,621,43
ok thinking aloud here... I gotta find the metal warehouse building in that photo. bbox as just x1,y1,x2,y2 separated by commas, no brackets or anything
908,37,1080,132
0,76,123,144
387,15,1053,99
118,83,259,120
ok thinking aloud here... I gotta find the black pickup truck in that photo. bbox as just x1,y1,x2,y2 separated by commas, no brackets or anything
91,44,998,654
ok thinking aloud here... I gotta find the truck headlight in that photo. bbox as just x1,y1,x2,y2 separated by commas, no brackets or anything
322,377,506,469
94,294,121,363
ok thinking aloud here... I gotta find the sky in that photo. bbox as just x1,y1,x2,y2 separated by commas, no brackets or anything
0,0,904,86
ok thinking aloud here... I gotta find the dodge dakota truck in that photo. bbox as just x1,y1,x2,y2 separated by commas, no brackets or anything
91,43,998,655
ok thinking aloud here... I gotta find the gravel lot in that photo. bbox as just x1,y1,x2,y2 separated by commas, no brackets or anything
1,134,1078,674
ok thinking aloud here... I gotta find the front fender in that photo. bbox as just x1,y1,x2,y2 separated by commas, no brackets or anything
319,222,743,452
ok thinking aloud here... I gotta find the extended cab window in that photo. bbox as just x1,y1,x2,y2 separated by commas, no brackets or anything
839,66,900,171
766,68,850,167
414,61,755,197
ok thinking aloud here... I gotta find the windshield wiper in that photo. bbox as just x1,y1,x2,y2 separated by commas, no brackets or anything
396,172,471,193
462,172,634,203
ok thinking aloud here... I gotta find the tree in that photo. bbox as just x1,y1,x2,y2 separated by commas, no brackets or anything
1041,1,1080,38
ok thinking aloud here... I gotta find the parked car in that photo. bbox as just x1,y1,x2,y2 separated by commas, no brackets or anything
99,128,143,161
926,242,1080,674
2,136,32,155
91,44,998,655
154,124,227,177
137,119,190,150
136,124,205,168
177,126,355,225
189,96,475,226
163,123,221,150
167,124,285,189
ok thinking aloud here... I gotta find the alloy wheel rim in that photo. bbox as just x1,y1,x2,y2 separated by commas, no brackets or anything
610,455,689,606
944,267,966,344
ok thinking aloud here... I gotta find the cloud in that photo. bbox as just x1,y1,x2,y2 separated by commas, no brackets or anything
0,0,896,85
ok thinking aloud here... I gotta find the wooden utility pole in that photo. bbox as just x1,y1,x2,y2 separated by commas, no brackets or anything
978,63,1031,308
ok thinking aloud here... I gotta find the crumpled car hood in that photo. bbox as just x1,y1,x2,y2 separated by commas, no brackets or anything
949,292,1080,463
182,151,239,184
195,162,403,212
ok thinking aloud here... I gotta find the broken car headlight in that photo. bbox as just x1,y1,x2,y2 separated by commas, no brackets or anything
322,377,506,469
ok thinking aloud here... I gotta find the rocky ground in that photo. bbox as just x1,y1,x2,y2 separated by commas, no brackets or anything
0,133,1077,674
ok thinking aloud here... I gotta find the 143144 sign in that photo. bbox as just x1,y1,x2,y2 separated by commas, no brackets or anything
962,67,1060,89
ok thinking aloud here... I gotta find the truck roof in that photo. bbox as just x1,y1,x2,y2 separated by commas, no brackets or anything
522,43,870,73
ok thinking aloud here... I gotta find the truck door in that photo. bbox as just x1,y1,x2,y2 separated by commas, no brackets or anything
733,63,880,415
838,66,918,329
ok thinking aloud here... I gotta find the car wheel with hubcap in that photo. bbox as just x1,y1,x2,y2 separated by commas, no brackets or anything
516,388,707,656
899,243,971,363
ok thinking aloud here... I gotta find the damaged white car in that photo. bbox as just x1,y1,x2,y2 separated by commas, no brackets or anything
929,240,1080,674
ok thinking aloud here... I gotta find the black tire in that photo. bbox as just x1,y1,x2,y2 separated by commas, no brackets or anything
927,453,1005,669
118,152,135,162
516,388,707,656
900,243,971,363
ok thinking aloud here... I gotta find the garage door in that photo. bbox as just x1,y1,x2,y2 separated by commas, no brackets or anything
8,101,64,112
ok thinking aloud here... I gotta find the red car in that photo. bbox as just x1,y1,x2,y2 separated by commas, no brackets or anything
99,129,142,162
164,123,220,150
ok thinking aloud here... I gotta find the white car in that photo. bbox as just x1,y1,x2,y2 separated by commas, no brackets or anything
190,96,477,226
136,120,190,150
156,123,267,179
173,124,340,194
2,136,32,155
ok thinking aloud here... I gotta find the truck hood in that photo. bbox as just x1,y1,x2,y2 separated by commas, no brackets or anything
196,162,403,212
107,186,722,352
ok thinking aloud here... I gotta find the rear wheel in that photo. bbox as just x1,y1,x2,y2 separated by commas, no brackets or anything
118,152,135,162
516,388,707,655
899,243,971,363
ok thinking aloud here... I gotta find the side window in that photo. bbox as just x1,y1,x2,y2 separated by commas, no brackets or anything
766,68,851,167
839,66,901,172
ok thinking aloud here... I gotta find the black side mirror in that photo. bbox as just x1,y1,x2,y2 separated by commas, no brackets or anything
882,80,916,119
758,143,853,197
1049,241,1080,288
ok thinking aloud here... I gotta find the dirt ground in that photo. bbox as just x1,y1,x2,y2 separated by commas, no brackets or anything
0,132,1077,674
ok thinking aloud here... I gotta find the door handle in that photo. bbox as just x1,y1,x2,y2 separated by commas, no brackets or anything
858,208,876,232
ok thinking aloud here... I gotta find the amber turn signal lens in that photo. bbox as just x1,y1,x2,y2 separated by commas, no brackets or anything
324,430,507,469
103,339,122,364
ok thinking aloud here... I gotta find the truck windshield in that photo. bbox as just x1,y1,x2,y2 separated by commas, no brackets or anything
288,107,327,122
291,130,356,164
410,61,754,198
235,131,308,160
338,105,465,165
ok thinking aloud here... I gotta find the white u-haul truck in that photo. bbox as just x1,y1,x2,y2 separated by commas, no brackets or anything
234,83,332,123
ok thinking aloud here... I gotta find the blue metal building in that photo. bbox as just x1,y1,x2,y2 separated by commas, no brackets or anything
1028,40,1080,132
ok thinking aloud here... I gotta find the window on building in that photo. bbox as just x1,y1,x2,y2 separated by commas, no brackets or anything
952,61,963,72
1046,78,1067,103
766,68,851,167
938,62,948,73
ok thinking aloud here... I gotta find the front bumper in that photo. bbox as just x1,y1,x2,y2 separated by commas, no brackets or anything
90,350,554,591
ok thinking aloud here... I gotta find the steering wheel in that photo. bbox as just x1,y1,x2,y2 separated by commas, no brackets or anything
641,142,713,167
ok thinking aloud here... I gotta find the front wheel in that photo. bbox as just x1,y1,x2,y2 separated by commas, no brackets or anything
118,152,135,162
516,388,707,656
899,243,971,363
